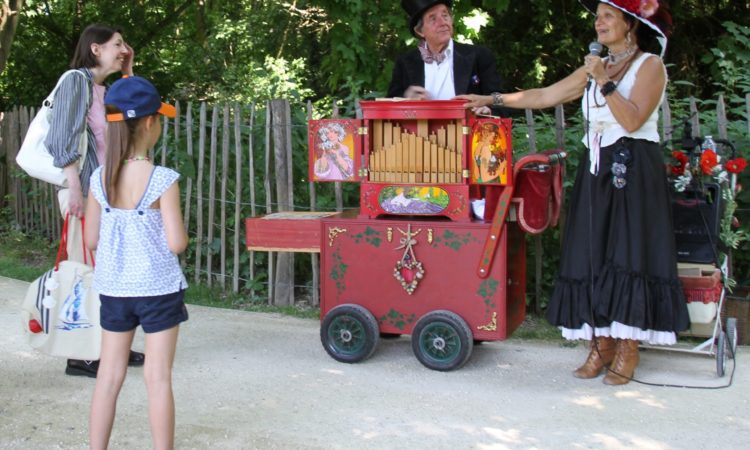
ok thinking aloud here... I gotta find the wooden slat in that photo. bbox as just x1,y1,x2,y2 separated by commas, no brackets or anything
689,97,701,138
248,103,257,298
307,101,319,306
193,103,206,285
181,102,193,269
219,104,230,289
717,95,728,141
661,98,672,145
264,101,274,304
233,103,243,292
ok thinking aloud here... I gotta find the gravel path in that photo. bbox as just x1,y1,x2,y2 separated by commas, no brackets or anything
1,276,748,449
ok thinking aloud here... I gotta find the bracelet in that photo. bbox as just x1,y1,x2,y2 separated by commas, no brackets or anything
600,81,617,97
491,92,504,107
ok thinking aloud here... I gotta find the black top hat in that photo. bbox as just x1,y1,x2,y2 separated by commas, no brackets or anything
401,0,453,36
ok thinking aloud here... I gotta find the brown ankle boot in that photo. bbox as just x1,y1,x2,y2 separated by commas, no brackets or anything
573,336,616,379
603,339,640,385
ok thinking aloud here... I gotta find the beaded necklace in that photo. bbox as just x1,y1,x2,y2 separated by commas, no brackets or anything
123,155,150,165
607,46,636,65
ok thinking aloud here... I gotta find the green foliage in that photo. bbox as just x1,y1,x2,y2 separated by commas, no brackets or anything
0,228,56,282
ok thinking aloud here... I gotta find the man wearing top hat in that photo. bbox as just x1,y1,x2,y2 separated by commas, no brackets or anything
387,0,504,110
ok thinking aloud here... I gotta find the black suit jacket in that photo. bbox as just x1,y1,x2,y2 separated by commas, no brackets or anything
387,42,503,98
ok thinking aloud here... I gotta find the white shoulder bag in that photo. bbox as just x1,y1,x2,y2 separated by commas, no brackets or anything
16,70,89,187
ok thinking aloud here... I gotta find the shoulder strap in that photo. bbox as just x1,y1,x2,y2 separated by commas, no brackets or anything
138,167,180,209
89,167,109,208
45,70,89,108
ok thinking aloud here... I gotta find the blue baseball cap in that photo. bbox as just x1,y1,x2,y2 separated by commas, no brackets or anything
105,76,176,122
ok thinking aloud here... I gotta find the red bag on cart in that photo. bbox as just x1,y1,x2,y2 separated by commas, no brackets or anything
511,150,565,234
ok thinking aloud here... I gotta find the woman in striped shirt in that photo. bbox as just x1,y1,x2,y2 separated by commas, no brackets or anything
46,23,145,377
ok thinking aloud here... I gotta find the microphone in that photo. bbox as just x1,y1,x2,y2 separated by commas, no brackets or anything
586,41,603,88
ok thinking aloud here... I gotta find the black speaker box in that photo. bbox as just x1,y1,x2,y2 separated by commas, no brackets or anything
672,183,722,264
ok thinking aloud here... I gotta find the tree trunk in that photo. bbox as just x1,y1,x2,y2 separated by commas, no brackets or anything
0,1,25,73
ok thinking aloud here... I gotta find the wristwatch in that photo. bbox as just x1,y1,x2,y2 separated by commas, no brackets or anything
491,92,504,107
600,81,617,97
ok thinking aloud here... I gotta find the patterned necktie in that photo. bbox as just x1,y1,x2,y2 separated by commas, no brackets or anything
418,41,446,65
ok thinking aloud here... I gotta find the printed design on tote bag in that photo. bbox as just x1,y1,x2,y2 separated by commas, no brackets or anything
57,274,93,330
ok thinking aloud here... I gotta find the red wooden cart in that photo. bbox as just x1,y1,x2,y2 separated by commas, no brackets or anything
246,100,565,370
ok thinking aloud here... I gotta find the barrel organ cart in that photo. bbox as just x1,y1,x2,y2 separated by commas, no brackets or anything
246,100,565,371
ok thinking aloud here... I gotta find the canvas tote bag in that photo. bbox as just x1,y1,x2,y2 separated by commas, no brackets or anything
15,70,88,187
21,215,101,360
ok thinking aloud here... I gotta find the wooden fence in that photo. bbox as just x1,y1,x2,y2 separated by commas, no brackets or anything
1,94,748,311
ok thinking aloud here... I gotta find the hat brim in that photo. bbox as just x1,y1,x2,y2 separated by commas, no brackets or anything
158,102,176,118
408,0,453,37
106,102,176,122
579,0,667,56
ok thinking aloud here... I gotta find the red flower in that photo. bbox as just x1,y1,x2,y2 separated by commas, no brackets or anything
725,157,748,174
700,150,718,175
671,151,688,176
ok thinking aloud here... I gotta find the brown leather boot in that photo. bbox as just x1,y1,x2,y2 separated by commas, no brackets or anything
603,339,640,385
573,336,616,379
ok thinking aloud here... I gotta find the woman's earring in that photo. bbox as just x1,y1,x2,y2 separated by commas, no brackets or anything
626,32,632,48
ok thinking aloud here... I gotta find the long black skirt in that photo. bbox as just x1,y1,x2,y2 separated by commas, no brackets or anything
545,138,689,335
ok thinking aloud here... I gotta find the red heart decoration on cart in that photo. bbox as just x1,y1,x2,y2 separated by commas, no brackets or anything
401,267,415,283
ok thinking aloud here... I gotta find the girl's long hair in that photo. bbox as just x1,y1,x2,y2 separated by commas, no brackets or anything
103,105,140,204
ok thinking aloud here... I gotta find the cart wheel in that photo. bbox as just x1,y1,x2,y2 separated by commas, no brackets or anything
411,310,473,371
726,317,738,359
321,304,379,364
716,331,727,377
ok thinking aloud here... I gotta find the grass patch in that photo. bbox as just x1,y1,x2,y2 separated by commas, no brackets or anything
184,284,319,319
510,314,566,343
0,230,56,281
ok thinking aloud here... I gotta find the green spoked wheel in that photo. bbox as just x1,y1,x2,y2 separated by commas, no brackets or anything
411,310,473,371
321,304,379,363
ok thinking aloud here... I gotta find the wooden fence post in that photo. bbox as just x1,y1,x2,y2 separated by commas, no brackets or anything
194,103,207,284
307,101,320,306
232,103,243,293
182,102,193,269
271,99,294,306
689,97,701,139
206,106,219,288
717,95,728,141
661,98,672,145
264,101,275,304
247,103,258,299
219,104,230,289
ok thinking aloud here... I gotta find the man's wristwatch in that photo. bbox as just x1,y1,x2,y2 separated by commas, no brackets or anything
491,92,504,107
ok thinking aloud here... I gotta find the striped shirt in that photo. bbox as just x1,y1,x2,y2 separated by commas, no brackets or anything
44,67,99,195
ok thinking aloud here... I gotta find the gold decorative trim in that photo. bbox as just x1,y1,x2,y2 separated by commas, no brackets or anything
328,227,347,247
358,126,368,135
427,229,433,244
462,126,471,135
477,312,497,332
387,227,393,242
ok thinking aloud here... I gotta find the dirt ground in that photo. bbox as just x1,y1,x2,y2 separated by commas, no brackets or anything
1,275,748,449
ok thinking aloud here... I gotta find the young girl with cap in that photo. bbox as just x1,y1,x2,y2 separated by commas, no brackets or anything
84,76,188,450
